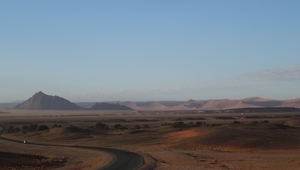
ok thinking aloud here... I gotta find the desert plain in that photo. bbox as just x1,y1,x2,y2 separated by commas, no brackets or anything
1,109,300,170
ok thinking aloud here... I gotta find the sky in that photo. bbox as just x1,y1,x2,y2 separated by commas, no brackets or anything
1,1,300,102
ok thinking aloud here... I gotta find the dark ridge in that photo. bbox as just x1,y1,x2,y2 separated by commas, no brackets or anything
242,100,282,107
184,103,203,108
219,107,300,113
89,102,133,110
160,101,185,107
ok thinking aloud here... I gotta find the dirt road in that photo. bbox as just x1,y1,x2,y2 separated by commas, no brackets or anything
0,124,144,170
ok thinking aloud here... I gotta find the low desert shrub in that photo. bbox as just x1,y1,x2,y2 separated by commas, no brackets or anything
53,124,62,128
233,121,241,124
28,124,38,132
134,125,141,129
114,124,122,129
5,126,20,133
143,124,150,128
38,125,49,131
172,121,186,128
94,122,109,130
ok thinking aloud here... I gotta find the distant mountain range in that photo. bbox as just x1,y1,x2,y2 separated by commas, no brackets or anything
118,97,300,110
14,91,133,110
1,92,300,110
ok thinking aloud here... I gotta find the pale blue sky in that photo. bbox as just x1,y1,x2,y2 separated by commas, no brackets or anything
1,1,300,102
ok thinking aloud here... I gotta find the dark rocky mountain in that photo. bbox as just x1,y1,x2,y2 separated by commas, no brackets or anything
89,102,133,110
15,91,84,110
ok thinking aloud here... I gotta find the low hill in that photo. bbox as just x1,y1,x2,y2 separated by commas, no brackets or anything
15,91,83,110
89,102,133,110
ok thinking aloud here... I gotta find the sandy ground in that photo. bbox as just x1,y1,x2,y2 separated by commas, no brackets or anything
148,150,300,170
0,136,113,170
1,110,300,170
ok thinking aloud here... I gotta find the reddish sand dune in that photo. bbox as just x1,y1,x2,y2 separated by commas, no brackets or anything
241,97,274,102
119,97,300,110
200,99,240,110
281,98,300,108
96,98,299,110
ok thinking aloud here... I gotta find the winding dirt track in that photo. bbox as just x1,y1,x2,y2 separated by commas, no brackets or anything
0,124,144,170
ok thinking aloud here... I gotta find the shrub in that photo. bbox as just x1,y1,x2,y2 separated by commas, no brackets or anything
143,124,150,128
20,125,29,134
114,124,122,129
22,125,29,131
196,121,203,126
4,126,21,133
53,124,62,128
210,124,222,127
38,125,49,131
4,126,14,133
95,122,109,130
28,124,38,132
172,121,186,128
161,123,170,126
13,127,20,132
186,121,194,127
134,125,141,129
233,121,240,124
119,125,128,130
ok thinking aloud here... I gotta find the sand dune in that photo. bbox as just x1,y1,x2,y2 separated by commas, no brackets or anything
120,98,300,110
281,98,300,107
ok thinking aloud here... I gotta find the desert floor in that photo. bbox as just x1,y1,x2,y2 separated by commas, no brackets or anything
1,110,300,170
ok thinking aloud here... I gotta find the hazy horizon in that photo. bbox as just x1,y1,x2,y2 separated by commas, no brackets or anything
1,1,300,102
3,91,300,104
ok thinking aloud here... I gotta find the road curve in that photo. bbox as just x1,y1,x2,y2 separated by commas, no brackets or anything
74,146,144,170
78,146,144,170
0,124,144,170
